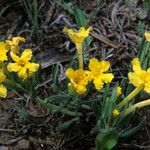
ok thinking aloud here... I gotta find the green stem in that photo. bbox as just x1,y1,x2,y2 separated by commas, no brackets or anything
76,43,83,69
36,97,83,117
118,84,144,108
124,99,150,115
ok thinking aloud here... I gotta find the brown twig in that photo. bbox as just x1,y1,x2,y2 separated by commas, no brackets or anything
90,31,120,49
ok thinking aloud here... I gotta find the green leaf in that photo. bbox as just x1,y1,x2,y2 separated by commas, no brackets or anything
74,6,87,28
51,63,60,91
17,107,28,121
58,118,79,131
101,84,118,119
109,84,118,102
83,36,93,49
138,41,150,69
56,1,74,15
45,94,71,103
106,139,117,150
96,131,118,150
143,1,150,10
137,21,145,35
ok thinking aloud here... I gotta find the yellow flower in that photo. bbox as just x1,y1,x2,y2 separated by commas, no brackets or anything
86,58,114,90
0,68,7,98
66,68,89,94
116,87,122,97
112,109,120,117
144,32,150,42
7,49,39,80
6,37,26,53
0,69,6,83
0,84,7,98
0,42,9,62
63,27,92,45
64,27,92,69
128,58,150,93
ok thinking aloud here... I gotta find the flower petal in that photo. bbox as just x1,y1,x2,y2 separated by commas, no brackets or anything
21,49,32,61
7,63,21,72
66,68,75,80
144,32,150,42
0,42,8,62
93,77,104,90
26,63,39,72
10,51,20,62
12,37,26,46
99,60,110,73
144,82,150,93
18,67,28,80
76,84,87,94
0,84,7,98
89,58,100,72
101,73,114,83
132,58,142,73
64,26,92,45
78,26,92,37
76,70,88,86
128,72,144,87
0,71,6,83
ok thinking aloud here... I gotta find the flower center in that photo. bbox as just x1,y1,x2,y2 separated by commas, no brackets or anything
18,59,27,67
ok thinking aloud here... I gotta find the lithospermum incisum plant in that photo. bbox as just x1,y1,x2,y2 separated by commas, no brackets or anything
7,49,39,80
64,26,92,69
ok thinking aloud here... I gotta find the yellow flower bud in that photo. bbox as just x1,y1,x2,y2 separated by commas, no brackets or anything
144,32,150,42
112,109,120,117
116,87,122,97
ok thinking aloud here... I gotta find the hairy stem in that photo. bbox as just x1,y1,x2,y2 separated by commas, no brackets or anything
76,43,83,69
